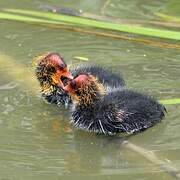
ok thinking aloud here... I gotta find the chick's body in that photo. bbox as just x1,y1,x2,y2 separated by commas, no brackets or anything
72,89,166,135
64,74,166,135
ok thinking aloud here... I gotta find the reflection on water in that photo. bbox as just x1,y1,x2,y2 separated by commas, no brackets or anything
0,0,180,180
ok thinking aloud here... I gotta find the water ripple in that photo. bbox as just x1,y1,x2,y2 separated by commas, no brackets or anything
0,82,18,90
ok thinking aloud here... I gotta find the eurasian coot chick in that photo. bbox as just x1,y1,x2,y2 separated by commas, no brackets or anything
35,52,125,106
35,52,73,106
64,74,166,135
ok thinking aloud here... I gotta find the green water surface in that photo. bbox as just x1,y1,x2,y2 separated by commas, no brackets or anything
0,0,180,180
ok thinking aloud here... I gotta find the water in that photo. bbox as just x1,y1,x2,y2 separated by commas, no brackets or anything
0,0,180,179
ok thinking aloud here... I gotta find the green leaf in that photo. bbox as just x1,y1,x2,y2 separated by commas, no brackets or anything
3,8,180,40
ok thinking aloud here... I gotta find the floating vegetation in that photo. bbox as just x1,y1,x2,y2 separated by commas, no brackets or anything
73,56,89,61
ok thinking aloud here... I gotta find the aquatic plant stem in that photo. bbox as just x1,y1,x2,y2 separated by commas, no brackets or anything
156,12,180,23
1,11,180,49
122,140,180,179
160,98,180,105
0,12,67,25
40,23,180,50
3,8,180,40
39,4,180,28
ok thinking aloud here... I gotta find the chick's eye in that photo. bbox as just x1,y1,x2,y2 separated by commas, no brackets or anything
70,80,77,89
60,63,65,68
59,63,66,70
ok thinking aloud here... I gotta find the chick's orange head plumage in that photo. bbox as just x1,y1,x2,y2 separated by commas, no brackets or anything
38,52,73,87
64,74,89,93
64,74,105,105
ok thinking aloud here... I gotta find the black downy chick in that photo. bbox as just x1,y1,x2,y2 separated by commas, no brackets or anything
64,74,166,135
35,52,73,106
